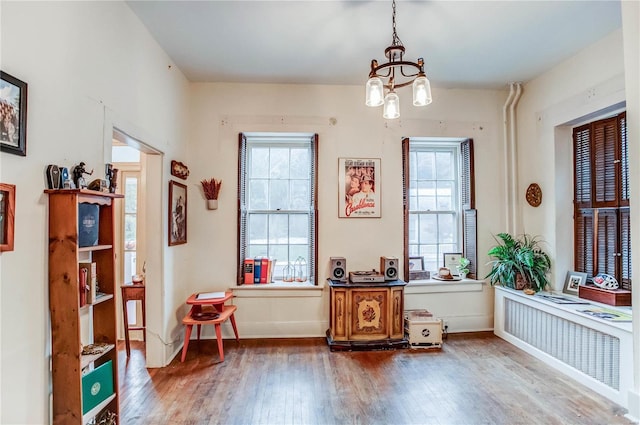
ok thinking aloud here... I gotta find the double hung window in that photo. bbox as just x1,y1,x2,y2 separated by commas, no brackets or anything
238,133,318,285
402,138,476,280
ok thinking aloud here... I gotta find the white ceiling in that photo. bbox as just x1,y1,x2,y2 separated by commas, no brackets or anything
126,0,622,90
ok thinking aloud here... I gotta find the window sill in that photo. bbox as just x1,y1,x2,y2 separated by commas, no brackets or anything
405,278,485,294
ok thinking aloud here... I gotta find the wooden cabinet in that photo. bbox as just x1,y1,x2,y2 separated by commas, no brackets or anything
46,189,123,424
327,279,407,350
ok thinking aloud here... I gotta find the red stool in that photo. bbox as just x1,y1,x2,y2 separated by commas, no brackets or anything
181,294,239,362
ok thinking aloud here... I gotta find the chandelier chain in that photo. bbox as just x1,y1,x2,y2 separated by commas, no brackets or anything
366,0,432,117
391,0,403,47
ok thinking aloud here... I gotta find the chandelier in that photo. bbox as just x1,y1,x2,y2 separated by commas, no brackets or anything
365,0,432,119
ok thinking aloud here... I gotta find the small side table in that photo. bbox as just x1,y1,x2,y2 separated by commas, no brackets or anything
121,284,146,357
181,291,239,362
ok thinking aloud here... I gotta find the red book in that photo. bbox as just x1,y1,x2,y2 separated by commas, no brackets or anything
260,258,269,283
243,258,254,285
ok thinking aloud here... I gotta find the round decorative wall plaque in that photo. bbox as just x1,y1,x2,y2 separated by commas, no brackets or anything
526,183,542,207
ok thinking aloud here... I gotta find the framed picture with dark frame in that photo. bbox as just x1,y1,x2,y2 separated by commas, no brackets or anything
409,256,425,271
563,271,587,295
0,71,27,156
443,252,462,275
168,180,187,246
0,183,16,252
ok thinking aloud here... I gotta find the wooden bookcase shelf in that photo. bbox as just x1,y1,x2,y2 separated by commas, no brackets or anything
82,394,116,424
79,244,113,253
81,344,116,369
46,189,123,424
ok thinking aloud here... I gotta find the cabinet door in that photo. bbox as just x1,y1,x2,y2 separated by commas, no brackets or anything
348,288,389,340
331,288,348,341
389,287,404,339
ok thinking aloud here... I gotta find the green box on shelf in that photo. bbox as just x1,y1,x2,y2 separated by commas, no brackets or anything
82,360,114,414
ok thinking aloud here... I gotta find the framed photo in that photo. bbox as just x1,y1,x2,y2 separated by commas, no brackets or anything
563,271,587,295
0,71,27,156
443,252,462,275
170,160,189,180
338,158,381,218
0,183,16,252
409,256,425,271
168,180,187,246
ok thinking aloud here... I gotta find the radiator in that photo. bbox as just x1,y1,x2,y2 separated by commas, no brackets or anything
504,298,620,390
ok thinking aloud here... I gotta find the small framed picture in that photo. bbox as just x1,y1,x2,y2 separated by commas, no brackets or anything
0,71,28,156
409,256,425,271
168,180,187,246
563,271,587,295
443,252,462,275
0,183,16,252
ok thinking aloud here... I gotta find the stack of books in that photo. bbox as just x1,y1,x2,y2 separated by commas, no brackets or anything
243,257,275,284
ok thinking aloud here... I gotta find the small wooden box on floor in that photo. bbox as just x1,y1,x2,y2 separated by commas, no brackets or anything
579,284,631,306
404,310,443,349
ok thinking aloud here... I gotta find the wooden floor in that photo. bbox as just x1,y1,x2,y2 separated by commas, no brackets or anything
118,333,633,425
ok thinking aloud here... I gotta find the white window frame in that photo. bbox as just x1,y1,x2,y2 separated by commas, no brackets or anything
238,132,317,285
408,139,464,273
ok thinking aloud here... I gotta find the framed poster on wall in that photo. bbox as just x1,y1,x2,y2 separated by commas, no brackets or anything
338,157,381,218
168,180,187,246
0,71,28,156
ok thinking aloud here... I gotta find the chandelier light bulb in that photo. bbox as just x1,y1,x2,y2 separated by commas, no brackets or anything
366,77,384,107
383,91,400,119
412,75,432,106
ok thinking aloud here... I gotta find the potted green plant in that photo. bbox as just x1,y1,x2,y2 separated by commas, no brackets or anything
457,257,470,279
485,233,551,293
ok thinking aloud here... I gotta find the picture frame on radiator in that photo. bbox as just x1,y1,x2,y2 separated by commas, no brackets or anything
563,271,587,295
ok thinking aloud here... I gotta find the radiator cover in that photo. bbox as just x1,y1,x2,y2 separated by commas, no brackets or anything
504,298,620,390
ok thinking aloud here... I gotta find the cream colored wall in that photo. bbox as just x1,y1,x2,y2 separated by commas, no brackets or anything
515,20,639,419
0,2,190,423
1,1,635,423
515,29,626,290
186,83,507,339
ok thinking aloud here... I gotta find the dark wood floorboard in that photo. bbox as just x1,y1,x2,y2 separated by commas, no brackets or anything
118,333,633,425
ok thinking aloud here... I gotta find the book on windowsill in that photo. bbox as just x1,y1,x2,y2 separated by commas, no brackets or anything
243,258,255,284
196,291,226,300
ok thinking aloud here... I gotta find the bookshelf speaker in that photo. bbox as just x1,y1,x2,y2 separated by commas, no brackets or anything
330,257,347,282
380,256,398,281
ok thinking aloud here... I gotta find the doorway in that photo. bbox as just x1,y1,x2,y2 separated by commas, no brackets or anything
111,128,161,362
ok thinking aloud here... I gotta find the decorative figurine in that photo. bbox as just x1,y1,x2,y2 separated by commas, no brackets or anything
72,162,93,189
105,163,113,190
109,168,119,193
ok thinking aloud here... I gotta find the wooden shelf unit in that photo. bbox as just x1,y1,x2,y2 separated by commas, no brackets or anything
46,189,123,424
